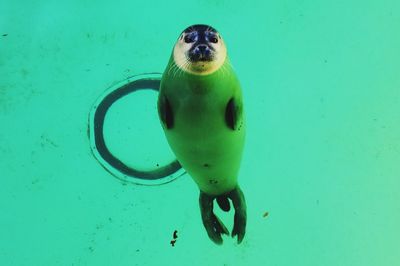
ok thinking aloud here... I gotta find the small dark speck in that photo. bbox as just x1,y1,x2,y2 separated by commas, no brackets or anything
106,63,110,66
316,199,320,205
156,163,159,167
203,163,209,167
324,59,328,63
2,34,8,37
173,230,178,239
170,239,176,247
136,249,140,252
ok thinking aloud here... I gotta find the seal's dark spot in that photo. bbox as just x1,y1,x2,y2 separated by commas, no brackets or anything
225,98,236,130
159,96,174,129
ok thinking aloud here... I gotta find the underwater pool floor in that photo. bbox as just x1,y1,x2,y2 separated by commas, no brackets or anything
1,1,400,265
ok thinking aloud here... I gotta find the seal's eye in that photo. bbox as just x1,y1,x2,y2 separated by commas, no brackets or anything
209,36,218,44
184,35,195,43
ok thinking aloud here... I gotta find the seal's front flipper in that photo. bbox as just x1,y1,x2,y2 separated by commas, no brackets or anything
158,95,174,129
199,191,229,245
225,97,243,130
227,186,247,244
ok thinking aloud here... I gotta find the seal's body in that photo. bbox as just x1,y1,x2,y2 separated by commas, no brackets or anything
158,25,246,244
160,58,245,195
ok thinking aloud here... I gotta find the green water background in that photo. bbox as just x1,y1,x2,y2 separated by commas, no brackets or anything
1,0,399,265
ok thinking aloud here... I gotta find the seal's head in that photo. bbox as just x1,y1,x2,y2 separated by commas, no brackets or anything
173,24,227,75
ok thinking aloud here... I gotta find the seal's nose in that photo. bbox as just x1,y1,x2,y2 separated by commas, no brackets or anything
194,45,210,57
198,45,207,53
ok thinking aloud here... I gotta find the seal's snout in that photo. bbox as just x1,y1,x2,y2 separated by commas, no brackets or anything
191,44,212,61
195,45,210,56
196,45,209,54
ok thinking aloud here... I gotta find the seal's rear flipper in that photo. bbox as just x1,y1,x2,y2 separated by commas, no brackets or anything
199,192,229,245
216,195,230,212
227,186,247,244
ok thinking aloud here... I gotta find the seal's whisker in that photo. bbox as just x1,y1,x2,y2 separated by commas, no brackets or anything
167,64,176,76
181,60,190,77
176,63,183,78
167,65,173,76
168,63,178,77
175,61,184,78
168,63,178,78
172,64,179,78
220,63,227,78
225,59,234,72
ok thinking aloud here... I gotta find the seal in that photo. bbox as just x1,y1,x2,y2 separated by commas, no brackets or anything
158,24,246,245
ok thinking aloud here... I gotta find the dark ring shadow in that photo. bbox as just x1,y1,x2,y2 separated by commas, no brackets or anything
89,74,183,184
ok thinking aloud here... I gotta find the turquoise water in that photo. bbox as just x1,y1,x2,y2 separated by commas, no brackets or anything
1,1,400,265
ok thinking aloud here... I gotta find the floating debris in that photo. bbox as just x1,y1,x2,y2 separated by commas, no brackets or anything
170,230,178,247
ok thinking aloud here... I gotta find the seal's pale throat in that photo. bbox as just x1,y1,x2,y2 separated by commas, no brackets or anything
173,24,227,75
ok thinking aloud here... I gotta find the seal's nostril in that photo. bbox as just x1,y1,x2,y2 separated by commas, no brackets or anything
198,45,207,52
193,45,210,57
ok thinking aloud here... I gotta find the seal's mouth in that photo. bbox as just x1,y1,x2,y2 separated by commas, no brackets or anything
188,54,214,62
